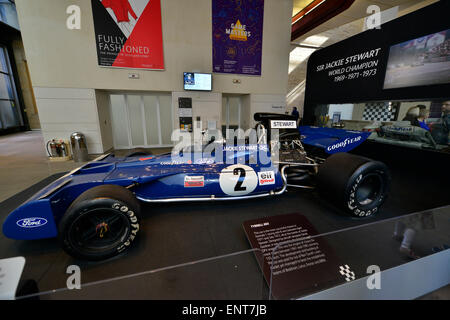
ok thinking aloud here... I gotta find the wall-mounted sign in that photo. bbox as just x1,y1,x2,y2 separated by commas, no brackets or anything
91,0,164,70
212,0,264,76
178,97,193,132
303,0,450,123
0,256,26,300
270,120,297,129
178,108,192,118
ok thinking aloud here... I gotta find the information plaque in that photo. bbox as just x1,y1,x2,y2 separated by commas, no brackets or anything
243,213,343,299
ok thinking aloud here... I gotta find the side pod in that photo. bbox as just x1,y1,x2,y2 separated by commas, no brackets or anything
2,199,58,240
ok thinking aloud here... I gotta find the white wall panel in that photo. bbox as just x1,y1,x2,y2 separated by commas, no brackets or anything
95,90,114,152
250,94,287,127
34,87,95,100
172,91,222,132
34,87,104,155
16,0,292,150
36,99,98,124
16,0,292,95
40,123,99,132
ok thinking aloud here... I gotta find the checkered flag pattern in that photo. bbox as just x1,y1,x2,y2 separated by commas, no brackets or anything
362,102,397,121
339,265,356,282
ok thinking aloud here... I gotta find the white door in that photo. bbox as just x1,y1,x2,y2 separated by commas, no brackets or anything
110,93,173,149
222,95,242,136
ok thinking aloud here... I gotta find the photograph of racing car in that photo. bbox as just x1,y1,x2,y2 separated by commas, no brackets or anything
2,113,390,261
384,28,450,89
310,100,450,153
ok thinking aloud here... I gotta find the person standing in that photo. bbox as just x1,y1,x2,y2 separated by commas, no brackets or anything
430,100,450,145
440,100,450,129
417,106,430,131
291,107,300,125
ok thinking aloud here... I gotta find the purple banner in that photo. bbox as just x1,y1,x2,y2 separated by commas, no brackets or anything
212,0,264,76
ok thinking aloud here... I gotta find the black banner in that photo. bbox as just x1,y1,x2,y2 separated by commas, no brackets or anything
304,1,450,124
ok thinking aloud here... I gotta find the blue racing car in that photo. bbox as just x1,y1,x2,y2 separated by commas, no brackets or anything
3,113,390,260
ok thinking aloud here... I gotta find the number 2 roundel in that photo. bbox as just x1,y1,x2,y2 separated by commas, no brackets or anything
219,165,258,196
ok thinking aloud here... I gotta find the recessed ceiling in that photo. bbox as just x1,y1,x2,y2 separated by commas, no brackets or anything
292,0,313,17
293,0,423,18
292,0,435,42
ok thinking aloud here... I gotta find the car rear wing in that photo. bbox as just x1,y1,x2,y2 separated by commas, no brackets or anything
254,113,300,145
254,112,297,123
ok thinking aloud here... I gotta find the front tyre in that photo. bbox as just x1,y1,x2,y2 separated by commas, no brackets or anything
316,153,390,218
58,185,141,261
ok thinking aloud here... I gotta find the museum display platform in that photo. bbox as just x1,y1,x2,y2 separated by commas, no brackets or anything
0,169,449,299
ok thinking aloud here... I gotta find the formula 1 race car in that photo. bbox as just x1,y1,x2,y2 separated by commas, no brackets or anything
3,113,390,261
365,121,448,151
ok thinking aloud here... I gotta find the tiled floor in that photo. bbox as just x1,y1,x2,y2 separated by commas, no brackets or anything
419,284,450,300
0,131,84,203
0,130,170,203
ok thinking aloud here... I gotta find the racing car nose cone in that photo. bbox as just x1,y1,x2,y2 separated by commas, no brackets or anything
96,222,109,238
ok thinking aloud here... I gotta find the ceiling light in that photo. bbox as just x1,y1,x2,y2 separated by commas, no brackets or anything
301,35,329,47
289,47,316,73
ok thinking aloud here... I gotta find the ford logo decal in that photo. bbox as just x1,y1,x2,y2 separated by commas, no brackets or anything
16,217,48,228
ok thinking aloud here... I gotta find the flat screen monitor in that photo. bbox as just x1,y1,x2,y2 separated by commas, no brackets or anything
383,29,450,89
183,72,212,91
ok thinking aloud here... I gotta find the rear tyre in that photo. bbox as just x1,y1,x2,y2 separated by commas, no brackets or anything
58,185,141,261
316,153,390,218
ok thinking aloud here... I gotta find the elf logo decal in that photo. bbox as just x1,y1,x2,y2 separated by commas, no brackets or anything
226,20,250,41
184,176,204,187
219,165,257,196
16,218,48,228
258,171,275,185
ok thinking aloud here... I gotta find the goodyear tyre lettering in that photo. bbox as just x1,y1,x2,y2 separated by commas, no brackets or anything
347,173,383,217
60,185,142,261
